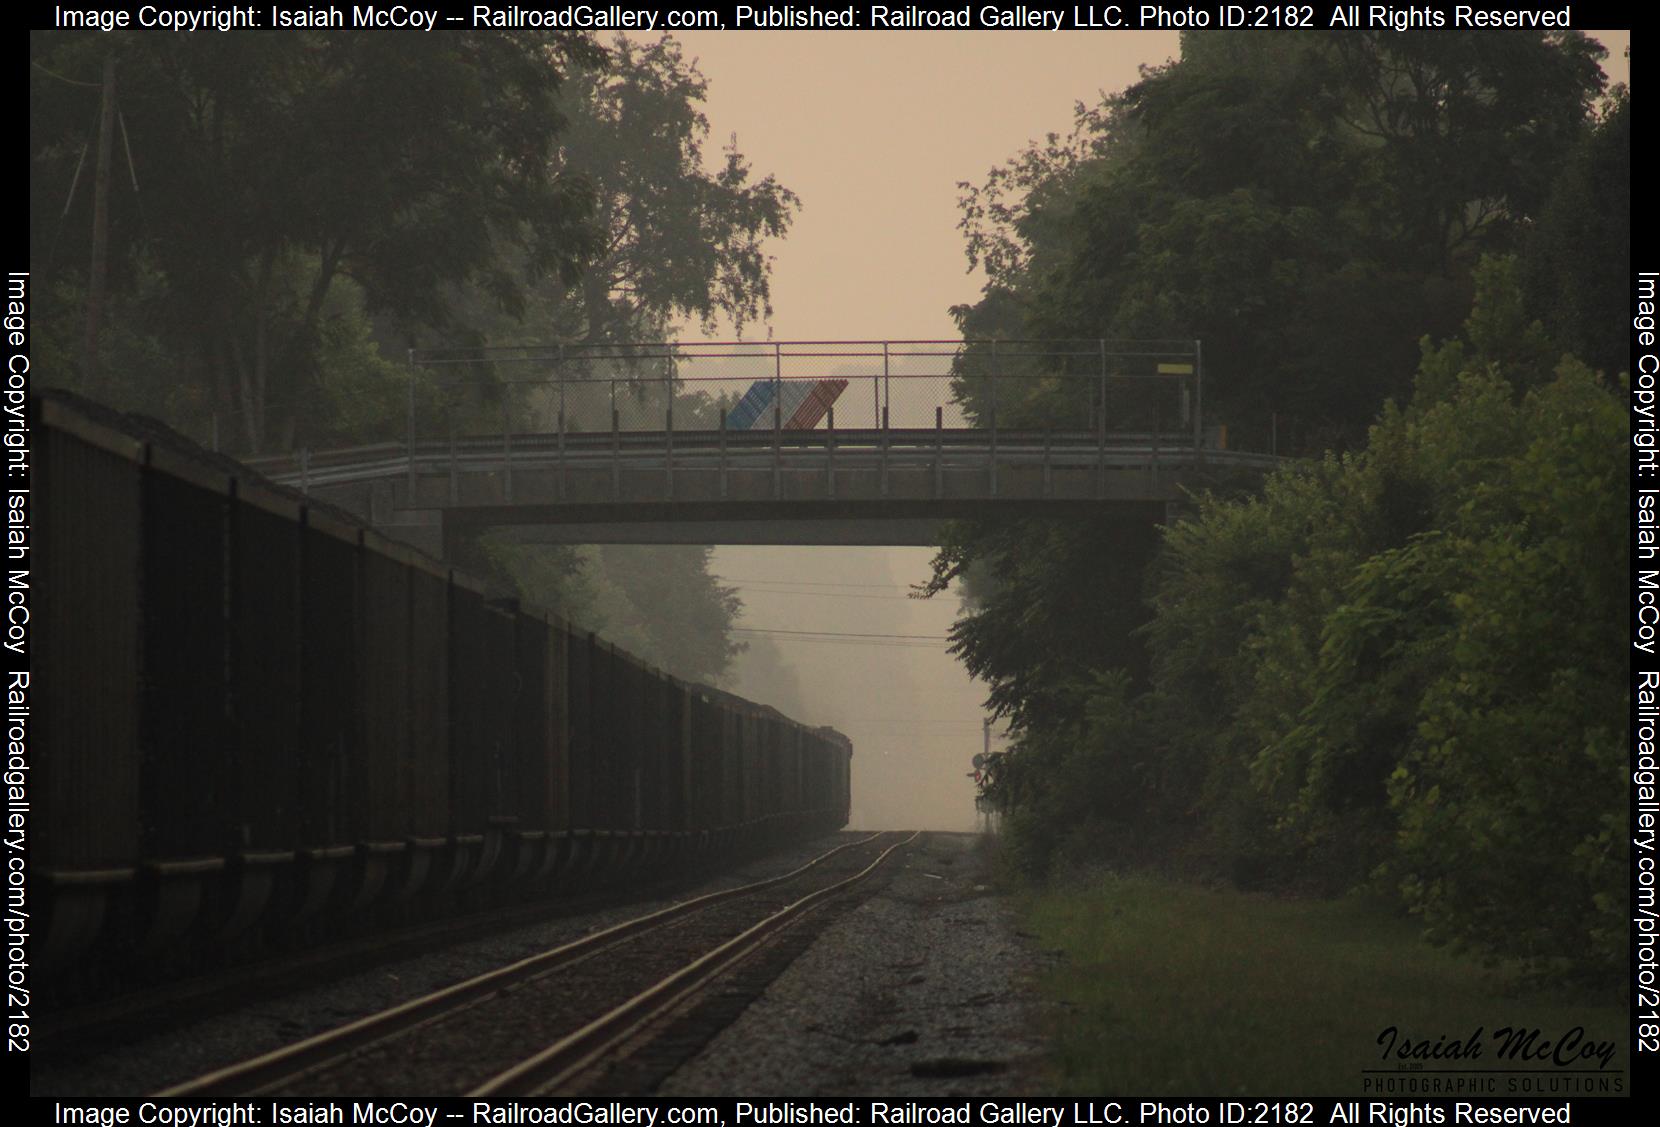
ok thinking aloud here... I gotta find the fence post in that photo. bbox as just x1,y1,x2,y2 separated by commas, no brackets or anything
719,407,728,500
880,399,889,498
826,404,835,500
772,344,782,498
935,405,943,498
557,344,567,502
1154,396,1162,470
883,340,890,424
502,388,513,502
1098,338,1107,441
664,349,676,499
406,352,417,498
774,341,783,433
1193,338,1204,454
989,340,998,497
1097,340,1108,499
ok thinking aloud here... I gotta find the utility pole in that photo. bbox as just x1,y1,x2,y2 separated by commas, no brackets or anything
82,55,116,383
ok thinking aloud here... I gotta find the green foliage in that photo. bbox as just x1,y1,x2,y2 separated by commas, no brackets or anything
473,537,743,687
929,515,1161,734
1380,356,1628,981
31,30,601,452
555,36,799,343
1521,87,1631,379
473,535,596,624
1162,265,1625,976
981,257,1627,983
446,35,797,681
951,30,1607,447
32,33,782,687
377,36,796,678
32,272,189,427
1143,461,1347,885
940,30,1621,984
1318,32,1606,275
582,545,745,684
426,34,799,353
981,670,1170,882
309,279,430,447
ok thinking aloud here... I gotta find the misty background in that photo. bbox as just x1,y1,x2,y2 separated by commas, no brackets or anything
28,27,1632,846
717,545,996,832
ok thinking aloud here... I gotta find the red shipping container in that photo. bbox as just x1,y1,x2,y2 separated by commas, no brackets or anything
785,378,848,429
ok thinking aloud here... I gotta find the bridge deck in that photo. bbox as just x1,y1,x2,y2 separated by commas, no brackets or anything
249,428,1278,548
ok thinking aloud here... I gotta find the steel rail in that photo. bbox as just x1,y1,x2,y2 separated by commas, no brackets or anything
471,830,922,1096
153,833,891,1097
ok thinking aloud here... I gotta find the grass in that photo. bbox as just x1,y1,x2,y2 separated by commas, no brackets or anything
1022,873,1629,1096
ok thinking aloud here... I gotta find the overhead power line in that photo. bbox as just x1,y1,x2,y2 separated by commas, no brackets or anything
732,586,960,603
838,719,993,726
714,574,943,591
733,634,948,650
732,626,952,641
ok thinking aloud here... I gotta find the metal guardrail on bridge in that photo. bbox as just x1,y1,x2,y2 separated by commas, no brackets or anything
402,337,1205,443
229,341,1290,549
244,340,1224,495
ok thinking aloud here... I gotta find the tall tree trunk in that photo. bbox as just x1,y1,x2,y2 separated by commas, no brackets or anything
268,244,344,450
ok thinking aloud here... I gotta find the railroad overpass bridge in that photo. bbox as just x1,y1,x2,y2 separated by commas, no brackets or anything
247,339,1280,552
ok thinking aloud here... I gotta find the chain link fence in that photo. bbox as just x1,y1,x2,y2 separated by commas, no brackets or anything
407,339,1205,447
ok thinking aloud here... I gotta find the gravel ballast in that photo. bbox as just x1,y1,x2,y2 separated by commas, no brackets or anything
31,833,875,1097
659,831,1056,1096
33,831,1056,1097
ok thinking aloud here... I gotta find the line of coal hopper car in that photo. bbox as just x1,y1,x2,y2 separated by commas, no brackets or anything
31,392,853,988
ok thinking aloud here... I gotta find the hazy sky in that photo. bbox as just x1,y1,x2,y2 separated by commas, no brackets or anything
655,29,1629,344
625,29,1630,831
643,32,1174,830
663,31,1182,341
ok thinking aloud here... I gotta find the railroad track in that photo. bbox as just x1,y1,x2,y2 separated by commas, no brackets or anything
157,830,920,1097
36,835,828,1061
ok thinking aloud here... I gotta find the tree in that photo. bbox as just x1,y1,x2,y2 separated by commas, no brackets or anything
1522,85,1631,379
924,515,1161,734
424,36,799,683
559,36,797,343
947,30,1608,447
1322,31,1607,275
987,258,1630,981
30,31,601,451
930,30,1609,726
934,35,1627,981
395,37,802,437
